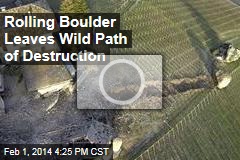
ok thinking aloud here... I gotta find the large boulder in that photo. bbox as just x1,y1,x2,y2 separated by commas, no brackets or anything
113,138,122,152
113,138,123,159
215,43,240,63
216,71,232,89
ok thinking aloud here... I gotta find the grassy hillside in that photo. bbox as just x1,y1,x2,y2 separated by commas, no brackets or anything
134,62,240,160
91,0,240,159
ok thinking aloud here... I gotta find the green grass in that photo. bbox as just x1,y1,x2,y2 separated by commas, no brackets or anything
135,65,240,159
90,0,240,159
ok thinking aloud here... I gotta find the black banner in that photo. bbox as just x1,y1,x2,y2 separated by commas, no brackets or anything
0,144,113,160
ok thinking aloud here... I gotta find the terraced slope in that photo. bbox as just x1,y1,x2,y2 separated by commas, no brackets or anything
134,61,240,160
91,0,138,13
91,0,240,159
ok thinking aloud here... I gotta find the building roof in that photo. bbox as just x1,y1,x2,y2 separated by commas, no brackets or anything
1,0,52,13
23,65,72,92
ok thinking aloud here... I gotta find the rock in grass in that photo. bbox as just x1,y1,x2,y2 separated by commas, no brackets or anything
216,71,232,89
113,138,122,153
113,138,122,159
215,43,240,63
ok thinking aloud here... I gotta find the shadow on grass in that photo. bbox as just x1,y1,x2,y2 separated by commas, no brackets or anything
181,0,221,84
